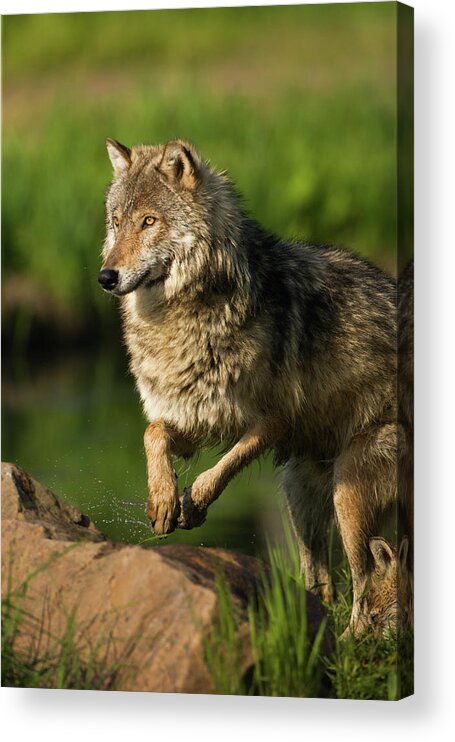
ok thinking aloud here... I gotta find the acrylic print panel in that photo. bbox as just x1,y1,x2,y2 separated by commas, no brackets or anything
2,2,413,699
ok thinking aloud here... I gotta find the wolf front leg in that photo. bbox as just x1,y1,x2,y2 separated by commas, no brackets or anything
144,420,196,535
178,419,279,530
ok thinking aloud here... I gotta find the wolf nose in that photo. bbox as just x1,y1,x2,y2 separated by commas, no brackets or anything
98,269,119,291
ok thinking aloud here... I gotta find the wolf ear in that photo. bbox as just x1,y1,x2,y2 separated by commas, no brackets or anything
106,138,132,177
369,537,395,573
158,140,200,190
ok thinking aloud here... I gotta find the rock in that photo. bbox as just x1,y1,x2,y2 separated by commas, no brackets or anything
1,461,104,542
1,462,332,693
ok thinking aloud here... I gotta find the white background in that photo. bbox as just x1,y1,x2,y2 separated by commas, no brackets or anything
1,0,454,740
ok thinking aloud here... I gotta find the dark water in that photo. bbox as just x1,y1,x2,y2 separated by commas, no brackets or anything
2,350,283,556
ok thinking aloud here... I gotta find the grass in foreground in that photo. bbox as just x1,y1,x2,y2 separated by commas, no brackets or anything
203,533,414,700
1,556,131,690
325,566,414,700
2,522,413,698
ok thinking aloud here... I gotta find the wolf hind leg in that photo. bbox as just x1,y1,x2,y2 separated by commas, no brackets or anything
333,423,399,635
283,457,335,604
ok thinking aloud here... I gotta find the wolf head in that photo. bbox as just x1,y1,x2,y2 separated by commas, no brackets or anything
354,536,413,637
100,139,249,300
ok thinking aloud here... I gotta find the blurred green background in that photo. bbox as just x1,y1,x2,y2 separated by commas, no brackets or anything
2,3,398,554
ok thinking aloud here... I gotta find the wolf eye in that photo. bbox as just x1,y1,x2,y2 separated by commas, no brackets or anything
142,216,156,229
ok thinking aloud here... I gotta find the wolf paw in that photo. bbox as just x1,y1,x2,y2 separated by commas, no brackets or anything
177,487,207,530
147,498,180,535
339,626,352,642
147,482,180,535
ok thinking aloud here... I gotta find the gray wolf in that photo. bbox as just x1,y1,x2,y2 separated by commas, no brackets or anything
99,138,412,635
357,535,412,637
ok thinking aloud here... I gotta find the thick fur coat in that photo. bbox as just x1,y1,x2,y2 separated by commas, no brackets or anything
100,139,413,635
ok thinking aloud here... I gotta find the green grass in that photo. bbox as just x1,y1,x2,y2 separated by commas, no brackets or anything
2,552,130,690
2,517,413,697
203,546,327,698
202,574,249,696
2,4,398,347
325,566,414,700
2,5,396,82
247,537,328,698
3,89,395,327
203,527,414,700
